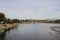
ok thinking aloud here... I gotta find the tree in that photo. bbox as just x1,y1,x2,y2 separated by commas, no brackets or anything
0,12,6,22
5,18,11,23
12,19,20,23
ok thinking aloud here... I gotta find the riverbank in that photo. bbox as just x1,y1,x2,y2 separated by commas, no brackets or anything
20,22,60,24
0,23,19,31
50,26,60,32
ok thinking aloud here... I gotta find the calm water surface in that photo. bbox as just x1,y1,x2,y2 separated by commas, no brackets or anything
0,23,60,40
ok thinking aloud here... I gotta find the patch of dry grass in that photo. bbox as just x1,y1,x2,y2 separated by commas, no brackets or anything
0,23,18,30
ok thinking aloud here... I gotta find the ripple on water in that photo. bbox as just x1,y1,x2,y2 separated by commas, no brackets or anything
0,23,60,40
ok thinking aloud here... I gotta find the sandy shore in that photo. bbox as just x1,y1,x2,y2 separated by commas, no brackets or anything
0,23,19,30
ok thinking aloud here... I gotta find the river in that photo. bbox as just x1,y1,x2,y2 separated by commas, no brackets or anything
0,23,60,40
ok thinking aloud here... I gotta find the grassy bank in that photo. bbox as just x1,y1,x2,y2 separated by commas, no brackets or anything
0,23,19,30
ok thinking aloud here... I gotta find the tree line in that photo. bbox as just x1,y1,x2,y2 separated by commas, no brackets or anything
0,12,20,24
0,12,60,24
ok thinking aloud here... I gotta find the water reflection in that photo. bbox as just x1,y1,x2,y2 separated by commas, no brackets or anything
49,32,60,40
50,27,60,40
0,32,6,40
0,23,60,40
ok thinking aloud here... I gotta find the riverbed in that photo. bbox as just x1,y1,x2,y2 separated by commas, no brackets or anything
0,23,60,40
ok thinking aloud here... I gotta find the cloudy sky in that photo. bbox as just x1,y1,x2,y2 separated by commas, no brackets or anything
0,0,60,19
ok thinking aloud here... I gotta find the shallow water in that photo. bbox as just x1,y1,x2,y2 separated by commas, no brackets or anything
0,23,60,40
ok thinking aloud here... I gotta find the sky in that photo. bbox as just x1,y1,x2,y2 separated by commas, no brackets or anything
0,0,60,19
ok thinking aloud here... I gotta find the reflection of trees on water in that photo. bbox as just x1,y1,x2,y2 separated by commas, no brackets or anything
0,32,6,40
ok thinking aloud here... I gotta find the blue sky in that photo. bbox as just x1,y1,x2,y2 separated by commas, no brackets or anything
0,0,60,19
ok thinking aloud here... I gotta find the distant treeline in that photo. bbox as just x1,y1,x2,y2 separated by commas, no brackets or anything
20,19,60,23
0,12,60,24
0,12,20,24
48,20,60,23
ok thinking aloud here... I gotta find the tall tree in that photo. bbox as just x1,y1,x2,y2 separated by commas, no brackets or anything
0,12,6,22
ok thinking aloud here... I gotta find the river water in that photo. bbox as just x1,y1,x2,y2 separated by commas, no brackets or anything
0,23,60,40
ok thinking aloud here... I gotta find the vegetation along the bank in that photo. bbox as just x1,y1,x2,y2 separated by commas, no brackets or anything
0,12,20,32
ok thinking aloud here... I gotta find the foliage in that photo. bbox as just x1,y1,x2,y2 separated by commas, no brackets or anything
0,12,6,22
5,18,11,23
12,19,20,23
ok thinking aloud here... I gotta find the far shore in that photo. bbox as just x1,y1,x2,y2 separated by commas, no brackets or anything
20,22,60,24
